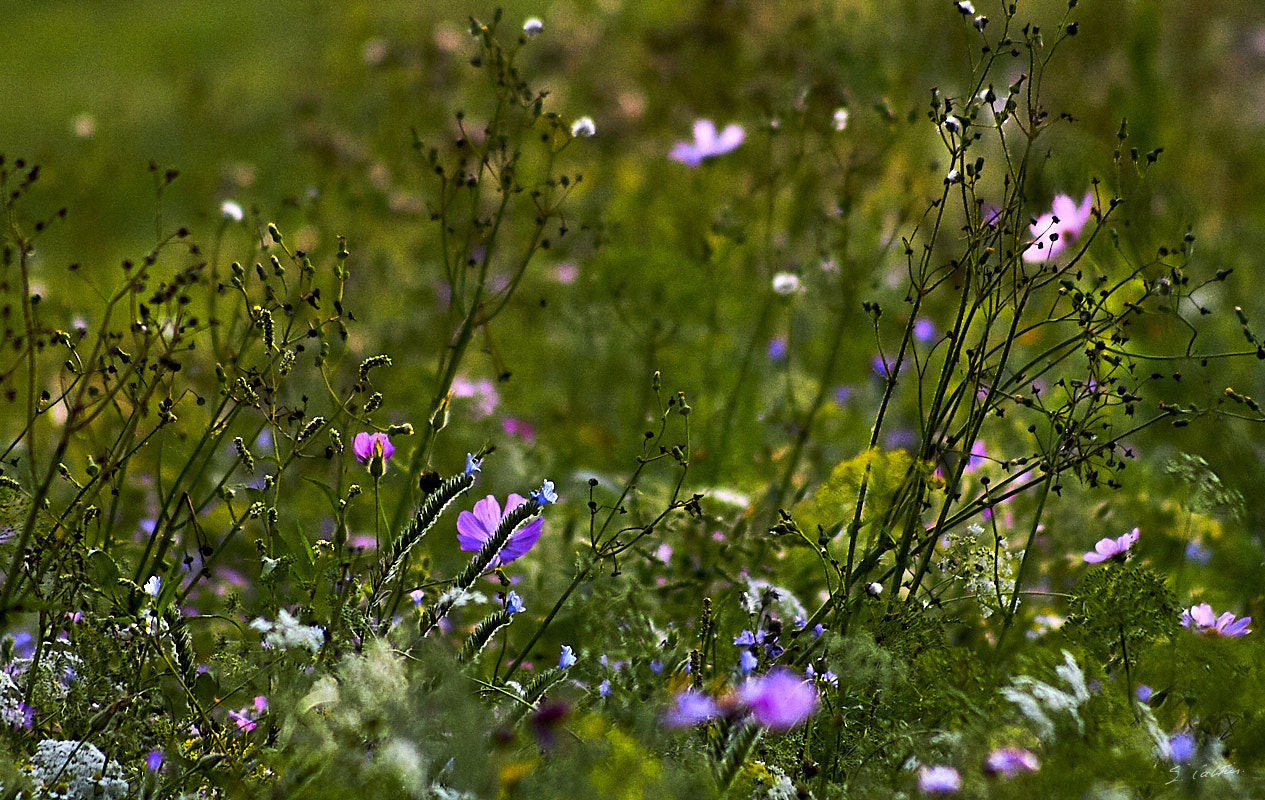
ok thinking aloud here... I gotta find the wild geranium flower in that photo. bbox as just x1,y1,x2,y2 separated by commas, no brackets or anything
737,669,818,731
1181,603,1251,637
353,432,394,478
985,747,1039,778
1024,191,1093,262
919,765,962,794
1083,527,1139,563
456,494,544,566
669,119,744,166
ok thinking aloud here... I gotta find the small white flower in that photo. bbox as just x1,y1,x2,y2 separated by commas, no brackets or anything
955,0,975,13
771,272,801,295
866,582,883,596
571,116,596,138
522,17,543,36
943,115,963,134
143,576,161,598
221,200,244,221
832,107,849,131
945,169,962,183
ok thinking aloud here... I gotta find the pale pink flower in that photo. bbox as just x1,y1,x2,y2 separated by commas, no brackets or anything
1024,191,1093,261
1083,527,1139,563
1181,603,1251,637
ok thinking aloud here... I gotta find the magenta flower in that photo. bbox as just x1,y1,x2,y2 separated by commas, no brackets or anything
352,432,394,478
918,765,962,795
669,119,744,166
985,747,1039,778
1024,191,1093,262
456,494,544,566
1181,603,1251,637
1083,527,1139,563
737,669,818,731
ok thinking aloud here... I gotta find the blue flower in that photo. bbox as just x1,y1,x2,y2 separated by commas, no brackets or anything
559,644,577,668
598,680,611,697
464,453,481,476
733,629,757,646
532,479,558,506
739,650,758,673
506,591,525,614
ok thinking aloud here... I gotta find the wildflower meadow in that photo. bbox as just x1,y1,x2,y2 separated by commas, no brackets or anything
3,1,1265,797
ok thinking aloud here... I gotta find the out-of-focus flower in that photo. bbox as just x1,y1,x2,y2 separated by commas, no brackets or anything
1083,528,1139,563
456,494,544,566
766,337,787,361
670,119,744,166
144,750,164,771
739,650,758,673
598,679,611,696
221,200,244,221
250,610,325,652
353,432,394,478
1181,603,1251,637
1135,684,1153,702
502,417,536,442
833,108,849,131
919,765,962,794
571,117,596,138
451,377,498,417
737,669,818,730
1024,192,1093,262
1168,731,1196,763
772,272,801,295
558,644,577,668
522,17,543,36
954,1,975,14
985,747,1039,778
662,690,720,727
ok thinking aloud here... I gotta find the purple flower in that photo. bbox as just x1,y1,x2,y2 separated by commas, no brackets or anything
918,765,962,794
1181,603,1251,637
598,679,611,697
353,432,394,477
505,590,526,614
661,690,720,727
737,669,818,731
1083,527,1139,563
669,119,744,166
456,494,544,566
985,747,1039,778
1168,731,1196,763
145,749,164,771
1135,684,1153,702
1024,191,1093,262
739,650,758,673
913,318,937,342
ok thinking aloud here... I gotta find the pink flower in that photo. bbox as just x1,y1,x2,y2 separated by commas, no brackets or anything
456,494,544,566
1023,191,1093,262
1181,603,1251,637
669,119,744,166
736,669,818,731
1083,527,1139,563
352,432,394,464
985,747,1039,778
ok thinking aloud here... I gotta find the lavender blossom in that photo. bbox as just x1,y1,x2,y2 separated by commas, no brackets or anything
1181,603,1251,637
669,119,744,166
1082,527,1139,563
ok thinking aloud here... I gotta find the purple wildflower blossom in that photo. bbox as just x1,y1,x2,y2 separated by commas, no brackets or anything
456,494,544,566
1181,603,1251,637
737,669,819,731
661,690,720,727
918,765,962,794
1168,731,1196,763
1083,527,1139,563
985,747,1039,778
1024,191,1093,262
670,120,744,166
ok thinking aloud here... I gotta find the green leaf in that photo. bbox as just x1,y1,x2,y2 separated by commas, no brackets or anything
793,448,930,542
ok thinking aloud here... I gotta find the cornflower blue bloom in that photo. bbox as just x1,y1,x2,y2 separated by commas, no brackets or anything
558,644,577,668
457,494,544,566
669,120,744,166
464,453,481,476
598,680,611,697
145,750,164,771
918,765,961,794
737,669,818,731
1083,527,1139,563
1181,603,1251,637
505,591,526,614
739,650,758,673
1135,684,1153,702
661,690,720,727
649,659,663,674
733,629,761,646
531,479,558,506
